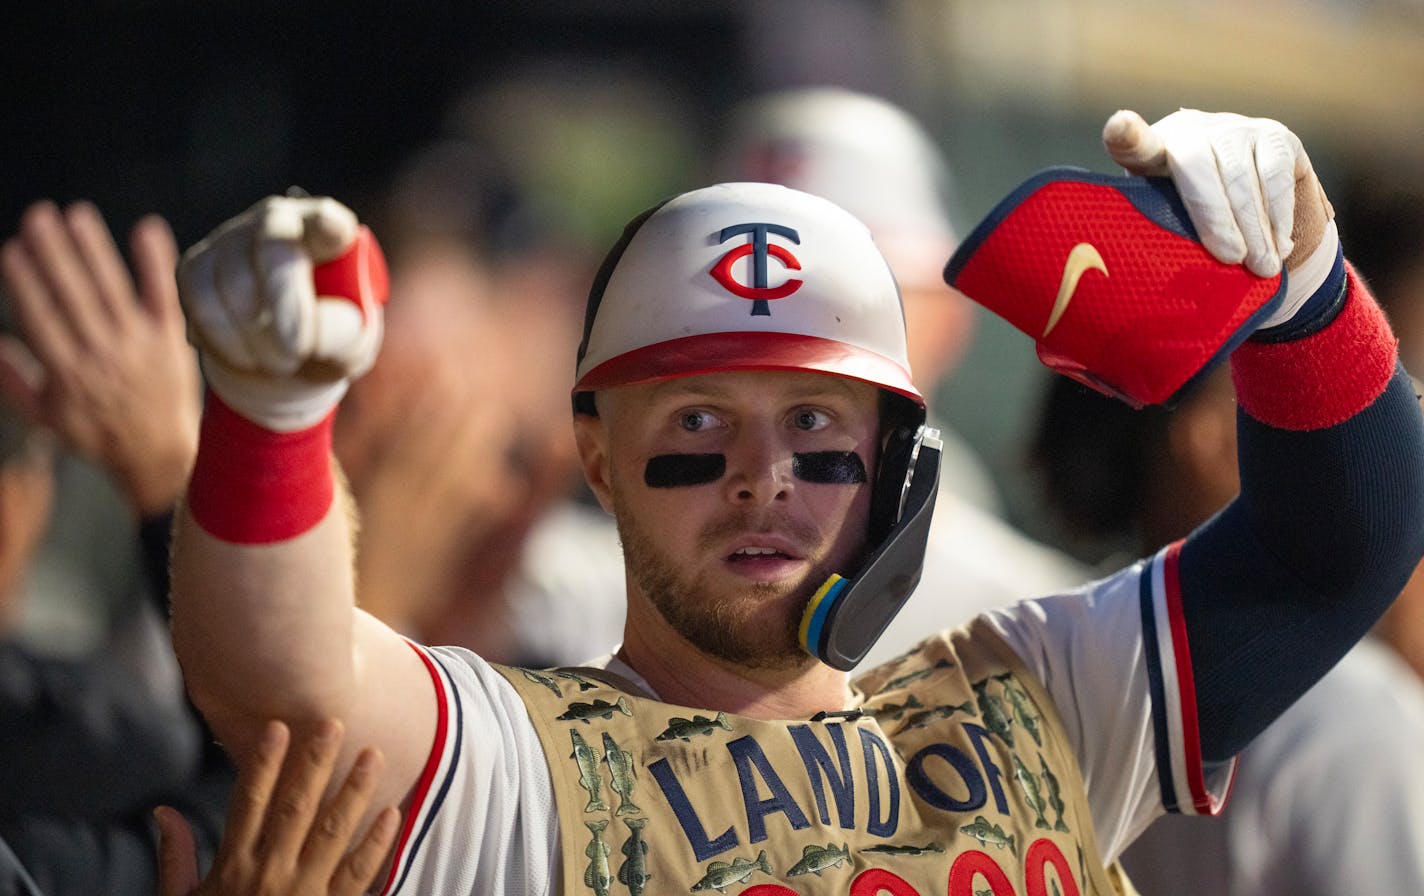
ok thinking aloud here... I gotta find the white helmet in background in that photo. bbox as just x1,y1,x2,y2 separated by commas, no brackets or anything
573,181,921,412
714,86,958,291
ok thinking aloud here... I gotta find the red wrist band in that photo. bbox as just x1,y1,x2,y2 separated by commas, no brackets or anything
1231,264,1397,431
185,392,336,544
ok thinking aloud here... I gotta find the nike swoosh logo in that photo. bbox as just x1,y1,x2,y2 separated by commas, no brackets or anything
1043,242,1108,338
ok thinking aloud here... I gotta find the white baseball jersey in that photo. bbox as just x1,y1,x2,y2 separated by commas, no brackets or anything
375,543,1227,895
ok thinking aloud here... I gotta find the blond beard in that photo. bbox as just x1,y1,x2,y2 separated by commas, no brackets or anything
613,497,825,671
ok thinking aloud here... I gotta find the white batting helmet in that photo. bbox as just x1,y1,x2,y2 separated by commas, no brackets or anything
572,182,921,412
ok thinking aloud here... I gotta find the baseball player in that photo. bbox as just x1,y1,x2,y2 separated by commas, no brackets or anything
144,107,1424,895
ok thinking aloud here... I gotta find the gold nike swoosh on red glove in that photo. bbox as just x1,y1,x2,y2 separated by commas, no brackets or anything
1043,242,1108,338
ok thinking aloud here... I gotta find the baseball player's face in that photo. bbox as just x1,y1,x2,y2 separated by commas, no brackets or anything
577,369,881,671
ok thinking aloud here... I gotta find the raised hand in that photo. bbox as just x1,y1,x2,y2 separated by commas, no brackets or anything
0,201,201,517
1102,109,1338,328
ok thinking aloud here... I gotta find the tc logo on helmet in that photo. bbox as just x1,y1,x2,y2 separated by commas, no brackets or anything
709,223,803,316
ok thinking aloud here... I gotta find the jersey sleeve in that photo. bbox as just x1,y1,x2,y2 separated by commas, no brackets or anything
380,643,559,896
1121,638,1424,895
983,551,1236,865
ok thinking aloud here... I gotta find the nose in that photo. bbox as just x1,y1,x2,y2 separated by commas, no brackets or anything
722,421,794,507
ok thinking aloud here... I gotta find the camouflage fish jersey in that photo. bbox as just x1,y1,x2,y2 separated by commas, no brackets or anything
495,618,1135,895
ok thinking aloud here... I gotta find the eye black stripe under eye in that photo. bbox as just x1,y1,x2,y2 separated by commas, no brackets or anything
793,451,867,484
644,454,726,488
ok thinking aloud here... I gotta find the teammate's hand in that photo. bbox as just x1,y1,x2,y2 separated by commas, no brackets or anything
155,719,400,896
0,201,201,517
1102,109,1338,328
177,196,384,432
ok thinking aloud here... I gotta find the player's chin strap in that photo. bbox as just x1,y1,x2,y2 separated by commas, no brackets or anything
798,424,942,671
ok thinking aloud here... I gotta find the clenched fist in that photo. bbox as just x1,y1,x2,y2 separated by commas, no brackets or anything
178,196,388,432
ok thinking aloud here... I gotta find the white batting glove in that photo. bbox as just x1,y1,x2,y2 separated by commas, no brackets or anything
178,196,384,432
1102,109,1338,330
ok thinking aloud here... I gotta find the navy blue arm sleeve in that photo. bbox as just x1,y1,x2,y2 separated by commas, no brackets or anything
1181,363,1424,762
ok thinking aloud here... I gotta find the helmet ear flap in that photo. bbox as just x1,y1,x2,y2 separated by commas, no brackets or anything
800,397,941,671
867,392,928,548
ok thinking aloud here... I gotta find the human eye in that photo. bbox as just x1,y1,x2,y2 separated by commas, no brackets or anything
790,407,832,432
678,409,722,432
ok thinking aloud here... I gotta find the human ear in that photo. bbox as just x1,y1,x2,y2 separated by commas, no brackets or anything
573,414,615,514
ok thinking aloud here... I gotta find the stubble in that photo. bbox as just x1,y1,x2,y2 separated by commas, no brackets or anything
614,501,823,671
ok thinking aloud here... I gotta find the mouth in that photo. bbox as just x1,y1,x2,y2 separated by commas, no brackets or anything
723,539,807,578
703,513,825,583
729,545,793,560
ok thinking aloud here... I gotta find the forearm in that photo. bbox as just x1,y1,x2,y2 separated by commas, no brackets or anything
1181,264,1424,760
169,399,361,744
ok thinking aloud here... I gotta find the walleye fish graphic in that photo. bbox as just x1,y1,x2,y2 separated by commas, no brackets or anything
885,658,954,691
601,731,641,817
960,815,1017,858
868,695,922,721
1000,677,1042,747
895,700,975,734
1041,753,1071,833
786,842,852,877
584,821,612,896
617,817,651,896
569,729,606,813
521,668,563,697
558,696,634,724
973,680,1014,747
691,851,772,893
656,712,733,742
555,669,601,692
1012,753,1051,829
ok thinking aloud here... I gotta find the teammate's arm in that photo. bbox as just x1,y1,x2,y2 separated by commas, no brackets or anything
167,197,437,823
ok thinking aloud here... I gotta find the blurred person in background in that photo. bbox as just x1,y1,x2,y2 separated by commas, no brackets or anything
0,202,233,894
335,139,623,665
715,86,1092,667
1033,361,1424,894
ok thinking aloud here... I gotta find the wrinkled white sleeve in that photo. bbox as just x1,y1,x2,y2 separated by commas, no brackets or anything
380,644,560,896
982,546,1235,865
